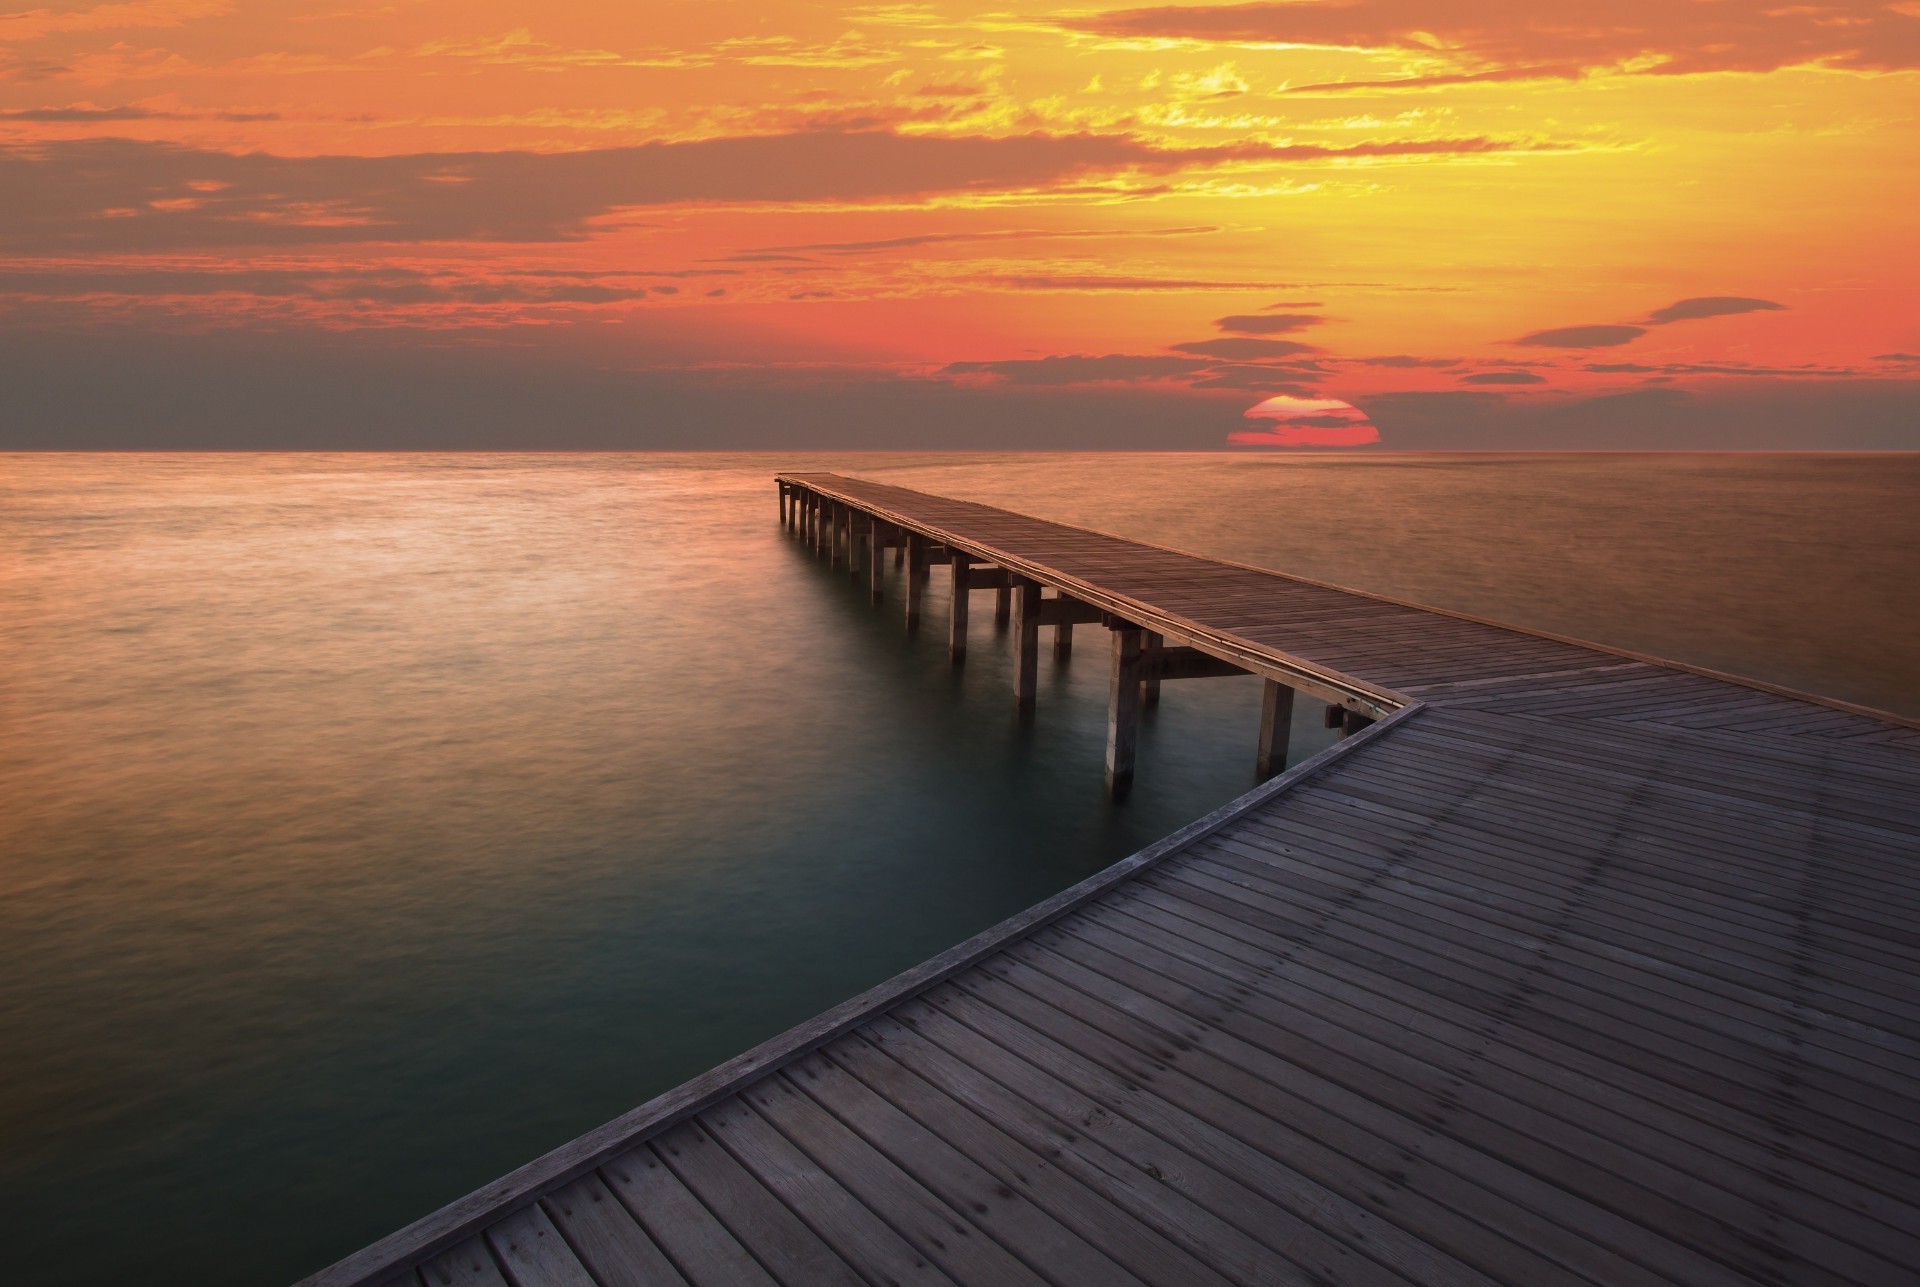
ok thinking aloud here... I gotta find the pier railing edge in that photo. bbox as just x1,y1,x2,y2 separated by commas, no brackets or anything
294,701,1429,1287
781,471,1920,732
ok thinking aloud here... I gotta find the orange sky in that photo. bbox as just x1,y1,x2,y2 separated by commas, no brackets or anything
3,1,1916,447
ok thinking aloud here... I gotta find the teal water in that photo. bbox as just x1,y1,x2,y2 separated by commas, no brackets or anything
2,452,1915,1286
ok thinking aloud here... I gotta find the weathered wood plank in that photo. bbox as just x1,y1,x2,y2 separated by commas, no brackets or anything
543,1174,687,1287
651,1119,861,1286
417,1240,509,1287
483,1204,595,1287
697,1097,956,1285
603,1145,779,1285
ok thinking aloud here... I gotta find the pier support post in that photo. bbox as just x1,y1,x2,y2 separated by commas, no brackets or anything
830,504,845,570
949,554,972,664
778,483,787,526
905,533,925,632
1258,680,1296,779
868,522,886,602
849,514,867,581
1326,703,1375,739
1012,579,1042,714
1054,616,1074,661
1107,626,1145,798
1141,631,1163,709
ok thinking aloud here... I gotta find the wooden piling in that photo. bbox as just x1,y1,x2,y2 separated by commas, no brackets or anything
1012,579,1041,713
867,522,885,602
1257,680,1295,778
1107,625,1144,797
904,533,925,632
994,584,1011,628
1141,631,1163,709
949,554,971,664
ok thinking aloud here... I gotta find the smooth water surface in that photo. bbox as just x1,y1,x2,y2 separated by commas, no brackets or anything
2,452,1913,1286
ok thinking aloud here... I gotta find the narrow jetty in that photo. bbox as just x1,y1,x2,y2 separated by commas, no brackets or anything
304,474,1920,1287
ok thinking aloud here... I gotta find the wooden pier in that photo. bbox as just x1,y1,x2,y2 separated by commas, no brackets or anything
304,474,1920,1287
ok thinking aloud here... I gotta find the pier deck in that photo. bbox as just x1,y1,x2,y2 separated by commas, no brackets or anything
305,475,1920,1287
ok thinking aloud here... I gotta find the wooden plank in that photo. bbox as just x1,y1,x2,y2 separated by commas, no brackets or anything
1087,890,1920,1273
1140,645,1249,682
651,1118,862,1285
697,1096,956,1285
784,1052,1150,1285
741,1072,1045,1284
1045,913,1908,1284
484,1204,596,1287
543,1174,687,1286
1107,878,1920,1212
992,940,1739,1286
929,971,1575,1286
824,1032,1239,1287
864,1007,1406,1287
603,1144,779,1285
1169,844,1920,1132
418,1240,509,1287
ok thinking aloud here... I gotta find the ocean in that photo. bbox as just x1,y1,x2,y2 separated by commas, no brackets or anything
2,452,1915,1285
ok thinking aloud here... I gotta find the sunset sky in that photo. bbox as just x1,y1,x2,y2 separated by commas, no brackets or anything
3,1,1916,448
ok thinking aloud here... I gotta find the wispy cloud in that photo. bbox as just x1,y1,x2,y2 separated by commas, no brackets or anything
0,130,1543,251
1071,2,1920,78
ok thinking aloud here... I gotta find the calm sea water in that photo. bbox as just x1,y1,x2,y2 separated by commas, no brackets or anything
2,452,1915,1287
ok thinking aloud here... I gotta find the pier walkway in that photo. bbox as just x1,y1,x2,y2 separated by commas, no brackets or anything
304,475,1920,1287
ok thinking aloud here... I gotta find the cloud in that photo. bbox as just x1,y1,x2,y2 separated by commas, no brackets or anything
1071,2,1920,78
939,353,1210,385
1213,312,1322,335
0,104,276,122
1462,370,1548,384
1514,324,1647,348
1171,337,1320,359
0,0,229,43
1510,294,1787,352
1358,354,1460,368
0,130,1537,251
981,274,1294,291
1584,361,1863,377
0,265,686,324
1643,296,1785,324
1283,66,1587,95
1230,394,1380,446
751,225,1220,255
